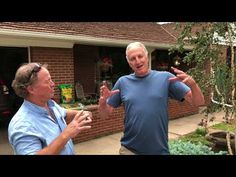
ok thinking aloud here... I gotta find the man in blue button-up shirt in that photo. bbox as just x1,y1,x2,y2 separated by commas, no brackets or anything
8,63,92,155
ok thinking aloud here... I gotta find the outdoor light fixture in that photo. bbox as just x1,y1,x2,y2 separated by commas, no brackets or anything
174,55,181,66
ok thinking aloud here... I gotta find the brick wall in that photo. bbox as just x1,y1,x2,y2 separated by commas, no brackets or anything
168,99,198,118
30,47,74,103
72,101,199,143
72,105,124,143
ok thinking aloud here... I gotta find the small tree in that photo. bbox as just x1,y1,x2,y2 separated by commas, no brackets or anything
171,22,236,155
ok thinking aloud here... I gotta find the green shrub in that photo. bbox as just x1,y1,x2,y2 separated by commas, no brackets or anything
169,140,228,155
81,98,98,105
195,127,207,136
178,131,212,146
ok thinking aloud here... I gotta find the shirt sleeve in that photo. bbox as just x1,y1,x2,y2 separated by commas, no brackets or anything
9,122,44,155
13,133,43,155
107,78,122,108
168,72,190,101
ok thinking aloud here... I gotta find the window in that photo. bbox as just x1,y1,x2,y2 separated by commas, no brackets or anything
151,49,192,74
96,47,131,92
151,50,170,71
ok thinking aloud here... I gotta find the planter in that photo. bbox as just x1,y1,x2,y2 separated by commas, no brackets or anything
206,131,235,153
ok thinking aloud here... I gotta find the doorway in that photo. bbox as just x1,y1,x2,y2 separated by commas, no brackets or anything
0,47,28,124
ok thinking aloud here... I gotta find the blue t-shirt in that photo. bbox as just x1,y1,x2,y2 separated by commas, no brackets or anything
8,99,74,155
107,70,190,155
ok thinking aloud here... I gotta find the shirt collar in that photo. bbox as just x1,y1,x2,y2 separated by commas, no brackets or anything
23,99,56,115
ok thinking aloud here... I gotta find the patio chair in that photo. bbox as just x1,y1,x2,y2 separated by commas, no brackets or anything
75,81,98,103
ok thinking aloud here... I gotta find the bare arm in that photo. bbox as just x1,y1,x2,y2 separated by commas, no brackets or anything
99,96,114,118
184,82,205,106
36,111,92,155
169,67,205,107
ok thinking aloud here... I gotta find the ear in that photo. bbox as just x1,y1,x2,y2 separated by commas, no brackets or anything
26,85,35,95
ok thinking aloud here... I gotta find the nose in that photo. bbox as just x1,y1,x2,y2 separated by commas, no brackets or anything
134,57,142,64
51,80,55,87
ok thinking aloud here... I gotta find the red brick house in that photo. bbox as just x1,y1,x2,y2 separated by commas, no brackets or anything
0,22,202,143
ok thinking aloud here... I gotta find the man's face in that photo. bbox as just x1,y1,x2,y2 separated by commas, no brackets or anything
30,67,55,101
127,47,149,77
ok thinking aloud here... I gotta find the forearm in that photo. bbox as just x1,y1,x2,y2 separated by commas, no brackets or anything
189,83,205,106
170,67,205,107
99,98,113,118
36,132,70,155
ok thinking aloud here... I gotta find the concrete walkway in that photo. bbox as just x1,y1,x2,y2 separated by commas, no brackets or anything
74,110,225,155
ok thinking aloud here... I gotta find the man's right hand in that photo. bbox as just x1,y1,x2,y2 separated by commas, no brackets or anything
63,110,92,139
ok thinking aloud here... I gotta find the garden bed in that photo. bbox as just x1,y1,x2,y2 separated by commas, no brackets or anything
169,127,229,155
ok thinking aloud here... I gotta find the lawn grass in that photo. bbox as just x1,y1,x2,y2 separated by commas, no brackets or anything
211,122,235,132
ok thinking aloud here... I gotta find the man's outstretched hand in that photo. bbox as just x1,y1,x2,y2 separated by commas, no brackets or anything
100,81,120,100
169,67,196,87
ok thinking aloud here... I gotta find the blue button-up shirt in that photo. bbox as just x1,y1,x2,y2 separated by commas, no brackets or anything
8,99,75,155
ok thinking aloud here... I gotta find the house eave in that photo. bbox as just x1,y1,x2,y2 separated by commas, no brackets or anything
0,28,192,50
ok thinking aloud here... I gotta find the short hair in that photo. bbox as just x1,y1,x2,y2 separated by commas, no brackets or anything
11,63,47,98
125,42,148,60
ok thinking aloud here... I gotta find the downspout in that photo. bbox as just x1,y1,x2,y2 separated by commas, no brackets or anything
28,46,31,63
147,48,155,70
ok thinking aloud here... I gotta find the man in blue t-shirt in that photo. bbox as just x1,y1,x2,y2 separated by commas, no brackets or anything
99,42,205,155
8,63,92,155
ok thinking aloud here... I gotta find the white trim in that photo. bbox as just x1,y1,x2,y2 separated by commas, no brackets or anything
0,34,74,48
0,28,193,49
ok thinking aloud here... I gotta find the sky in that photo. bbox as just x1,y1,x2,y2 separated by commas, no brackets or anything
157,22,173,24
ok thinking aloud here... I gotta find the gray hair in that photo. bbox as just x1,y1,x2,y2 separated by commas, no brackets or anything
125,42,148,60
11,63,47,98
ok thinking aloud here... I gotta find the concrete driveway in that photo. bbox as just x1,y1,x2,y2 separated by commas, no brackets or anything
0,125,13,155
